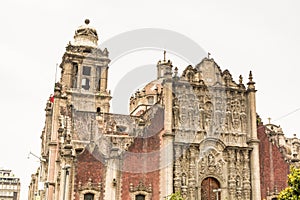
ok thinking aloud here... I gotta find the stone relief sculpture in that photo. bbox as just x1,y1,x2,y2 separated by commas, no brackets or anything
172,97,180,128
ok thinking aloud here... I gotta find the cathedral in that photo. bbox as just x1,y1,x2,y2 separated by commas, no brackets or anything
28,20,300,200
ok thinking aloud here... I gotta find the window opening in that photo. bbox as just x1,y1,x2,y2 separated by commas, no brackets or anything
83,66,91,76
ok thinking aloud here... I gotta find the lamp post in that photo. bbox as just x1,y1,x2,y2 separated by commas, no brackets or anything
28,152,47,200
63,164,71,200
212,188,221,200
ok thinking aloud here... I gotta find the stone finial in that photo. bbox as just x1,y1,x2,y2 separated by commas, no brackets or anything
249,71,253,82
85,19,90,25
247,70,256,90
174,67,178,77
163,50,166,62
239,75,243,84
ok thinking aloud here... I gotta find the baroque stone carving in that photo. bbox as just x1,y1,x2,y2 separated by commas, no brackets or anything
198,150,225,181
78,178,102,192
129,181,152,193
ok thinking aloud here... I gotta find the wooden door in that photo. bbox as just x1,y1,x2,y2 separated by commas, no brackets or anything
201,177,220,200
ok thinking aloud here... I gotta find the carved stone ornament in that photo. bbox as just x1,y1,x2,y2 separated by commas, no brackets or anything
78,178,102,192
129,181,152,193
198,150,226,182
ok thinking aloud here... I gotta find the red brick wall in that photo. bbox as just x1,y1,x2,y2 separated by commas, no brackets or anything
258,124,289,199
121,107,164,200
74,148,106,200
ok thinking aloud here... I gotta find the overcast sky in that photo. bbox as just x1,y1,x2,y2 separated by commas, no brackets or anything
0,0,299,199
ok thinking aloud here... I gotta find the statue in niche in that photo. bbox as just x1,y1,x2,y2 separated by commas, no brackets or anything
220,117,227,132
208,154,215,166
199,104,204,130
207,153,217,173
243,170,250,182
204,102,213,130
216,159,224,174
231,133,238,144
240,114,247,132
199,157,205,174
241,99,246,113
232,101,241,130
172,97,180,128
236,151,241,163
199,95,204,104
181,173,187,186
205,90,212,102
236,175,241,188
181,113,186,126
188,110,193,128
215,97,222,111
225,101,232,131
214,112,223,131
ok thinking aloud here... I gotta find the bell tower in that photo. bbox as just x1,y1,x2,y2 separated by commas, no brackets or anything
59,19,111,113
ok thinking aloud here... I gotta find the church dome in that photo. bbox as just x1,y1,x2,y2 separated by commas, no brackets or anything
142,79,163,95
129,79,163,116
72,19,98,48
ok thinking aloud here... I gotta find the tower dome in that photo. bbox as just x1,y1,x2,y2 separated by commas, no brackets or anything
73,19,98,48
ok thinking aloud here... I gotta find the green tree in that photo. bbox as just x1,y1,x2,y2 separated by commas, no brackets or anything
166,191,185,200
278,166,300,200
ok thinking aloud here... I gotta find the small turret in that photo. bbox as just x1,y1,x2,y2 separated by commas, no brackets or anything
157,51,173,79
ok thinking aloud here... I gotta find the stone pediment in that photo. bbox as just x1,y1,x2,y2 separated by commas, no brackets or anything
179,57,244,90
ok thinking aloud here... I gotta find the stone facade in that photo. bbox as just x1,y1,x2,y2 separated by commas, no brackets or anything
29,20,300,200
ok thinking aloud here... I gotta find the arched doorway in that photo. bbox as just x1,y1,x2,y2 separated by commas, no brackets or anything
201,177,221,200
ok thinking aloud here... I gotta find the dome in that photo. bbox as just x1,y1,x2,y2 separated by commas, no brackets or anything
72,19,99,48
129,79,163,116
141,79,163,95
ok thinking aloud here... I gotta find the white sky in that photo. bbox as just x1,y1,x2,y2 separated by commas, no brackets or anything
0,1,299,199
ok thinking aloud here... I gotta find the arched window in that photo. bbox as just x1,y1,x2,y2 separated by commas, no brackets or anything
97,107,101,113
82,66,91,76
81,66,91,90
96,66,101,91
135,194,145,200
72,63,78,88
84,193,94,200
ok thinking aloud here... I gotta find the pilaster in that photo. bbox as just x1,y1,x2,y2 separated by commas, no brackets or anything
160,75,174,199
247,71,261,200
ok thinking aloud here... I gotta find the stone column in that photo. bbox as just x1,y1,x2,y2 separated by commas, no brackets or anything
100,66,108,92
46,85,62,200
247,71,261,200
104,148,119,200
174,145,182,192
160,75,174,199
61,60,73,89
228,149,236,200
242,150,251,200
188,147,197,200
